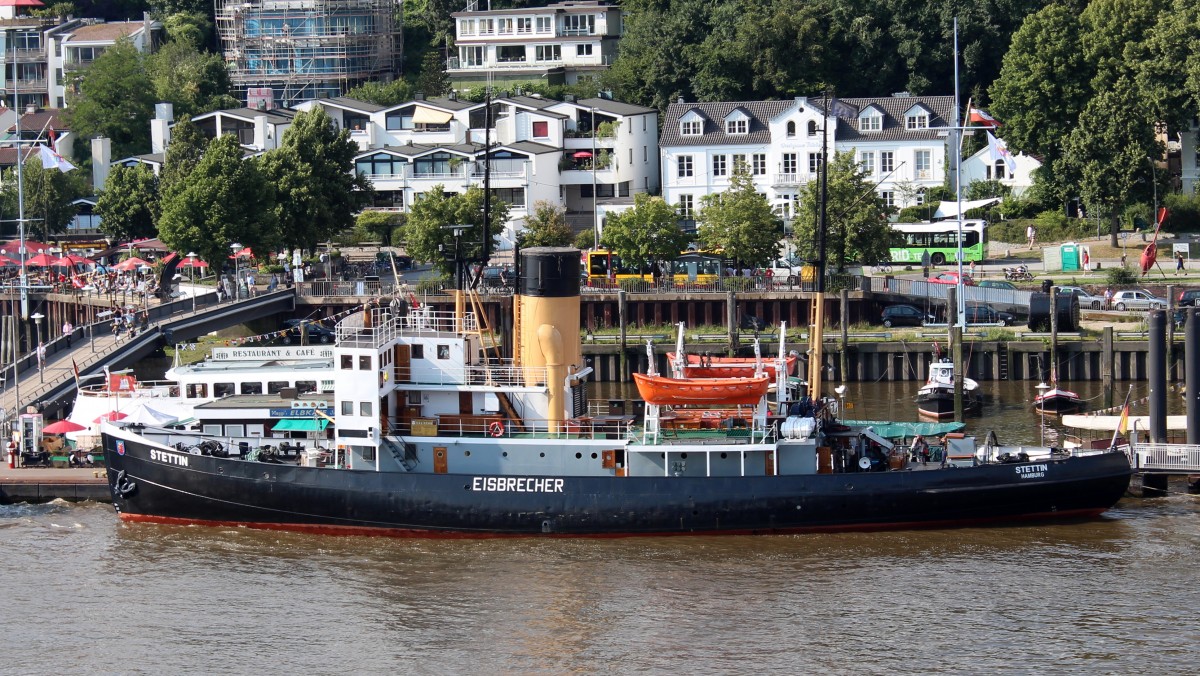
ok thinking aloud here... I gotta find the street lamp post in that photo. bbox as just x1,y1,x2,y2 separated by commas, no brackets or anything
835,384,847,420
1035,381,1051,446
230,243,241,301
187,252,197,312
31,312,44,383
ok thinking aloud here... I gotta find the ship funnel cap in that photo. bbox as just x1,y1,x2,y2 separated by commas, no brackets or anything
520,247,581,298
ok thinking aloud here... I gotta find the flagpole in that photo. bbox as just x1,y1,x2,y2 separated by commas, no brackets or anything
953,17,965,328
1109,384,1134,450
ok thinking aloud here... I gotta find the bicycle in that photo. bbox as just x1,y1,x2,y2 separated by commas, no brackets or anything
872,263,893,275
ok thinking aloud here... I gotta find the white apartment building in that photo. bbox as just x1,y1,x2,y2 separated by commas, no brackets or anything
960,146,1040,196
295,92,658,248
447,0,621,89
660,94,957,226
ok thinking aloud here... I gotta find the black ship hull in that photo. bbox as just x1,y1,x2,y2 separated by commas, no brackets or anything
1033,395,1084,415
916,388,982,419
101,433,1132,537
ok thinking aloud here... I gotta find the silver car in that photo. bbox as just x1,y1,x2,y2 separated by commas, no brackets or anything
1058,285,1105,309
1110,289,1166,311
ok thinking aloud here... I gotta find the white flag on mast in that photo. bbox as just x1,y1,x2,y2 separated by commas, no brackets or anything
38,144,77,173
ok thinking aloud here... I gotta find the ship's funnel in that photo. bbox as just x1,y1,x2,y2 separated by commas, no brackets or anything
518,247,582,397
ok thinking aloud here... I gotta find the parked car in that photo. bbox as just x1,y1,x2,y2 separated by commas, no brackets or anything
927,272,975,286
963,304,1017,326
881,304,932,328
1110,290,1166,311
977,280,1016,290
1178,289,1200,307
280,319,335,344
1058,285,1105,309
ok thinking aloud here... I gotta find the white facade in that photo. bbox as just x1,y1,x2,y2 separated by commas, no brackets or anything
448,1,621,85
660,95,957,225
960,146,1040,196
295,93,658,248
1182,115,1199,195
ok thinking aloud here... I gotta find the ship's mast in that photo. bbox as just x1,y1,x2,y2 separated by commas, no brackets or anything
806,91,831,401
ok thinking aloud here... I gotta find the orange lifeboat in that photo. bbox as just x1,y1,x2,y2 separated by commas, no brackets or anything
668,353,797,379
633,372,770,406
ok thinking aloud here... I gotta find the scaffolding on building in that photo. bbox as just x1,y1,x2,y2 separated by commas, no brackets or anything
215,0,400,108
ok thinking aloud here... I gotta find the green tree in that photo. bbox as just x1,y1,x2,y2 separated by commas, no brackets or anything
399,186,509,276
1080,0,1164,88
146,36,238,119
65,40,156,158
517,201,575,248
159,119,208,203
355,210,404,248
0,158,88,241
1137,0,1200,129
259,108,371,251
1059,78,1160,247
415,50,449,97
160,10,214,47
158,134,279,269
697,164,782,267
346,79,415,107
599,193,690,277
795,151,896,270
96,164,160,242
988,4,1091,187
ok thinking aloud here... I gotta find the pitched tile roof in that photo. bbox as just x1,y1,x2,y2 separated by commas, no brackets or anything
7,108,66,134
661,95,956,147
660,100,792,147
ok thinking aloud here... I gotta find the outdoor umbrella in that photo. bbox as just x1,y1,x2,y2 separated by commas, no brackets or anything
51,254,95,267
229,247,255,259
179,257,209,268
113,257,151,271
0,254,19,267
25,253,57,267
123,403,178,426
0,239,48,253
94,411,128,423
42,419,87,434
572,151,593,159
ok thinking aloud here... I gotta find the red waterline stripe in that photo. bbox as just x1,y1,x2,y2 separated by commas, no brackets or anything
118,507,1110,539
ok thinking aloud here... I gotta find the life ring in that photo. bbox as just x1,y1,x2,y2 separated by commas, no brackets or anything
488,421,505,438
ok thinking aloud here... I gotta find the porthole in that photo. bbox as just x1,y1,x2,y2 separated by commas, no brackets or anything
681,453,688,459
464,450,471,457
575,452,583,459
720,452,728,459
590,452,598,459
502,451,508,457
539,452,545,458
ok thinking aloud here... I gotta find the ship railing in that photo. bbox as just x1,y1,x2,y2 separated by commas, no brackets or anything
337,307,477,347
76,380,179,398
1130,442,1200,472
392,361,546,387
393,415,637,440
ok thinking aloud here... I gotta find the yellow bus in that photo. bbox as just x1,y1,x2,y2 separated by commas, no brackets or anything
584,250,725,285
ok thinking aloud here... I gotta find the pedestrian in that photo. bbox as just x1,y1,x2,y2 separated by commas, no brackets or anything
1026,224,1036,250
36,342,45,372
1104,287,1113,309
969,259,977,280
62,320,73,347
1177,252,1185,274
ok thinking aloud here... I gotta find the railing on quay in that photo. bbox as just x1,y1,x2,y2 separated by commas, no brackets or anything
869,276,1033,308
1130,443,1200,473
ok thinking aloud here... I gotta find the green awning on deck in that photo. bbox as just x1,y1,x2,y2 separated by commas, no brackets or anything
272,419,330,432
850,420,965,439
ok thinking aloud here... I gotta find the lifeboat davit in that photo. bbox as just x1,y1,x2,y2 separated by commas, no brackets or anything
633,372,771,406
668,353,797,379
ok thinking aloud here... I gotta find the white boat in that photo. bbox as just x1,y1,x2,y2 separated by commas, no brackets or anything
916,359,981,419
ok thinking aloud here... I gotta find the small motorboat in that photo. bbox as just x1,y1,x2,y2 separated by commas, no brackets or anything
669,352,798,379
633,372,770,406
1033,386,1084,414
916,359,982,419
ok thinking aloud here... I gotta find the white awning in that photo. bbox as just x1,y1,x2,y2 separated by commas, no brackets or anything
1061,414,1188,431
933,198,1001,219
412,106,453,125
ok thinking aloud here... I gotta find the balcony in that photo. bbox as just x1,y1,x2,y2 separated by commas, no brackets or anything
771,173,818,187
11,79,48,92
11,48,45,63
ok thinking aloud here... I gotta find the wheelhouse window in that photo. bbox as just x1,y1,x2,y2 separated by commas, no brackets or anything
342,401,353,415
297,381,318,394
341,355,353,370
360,401,373,416
267,381,289,395
437,345,451,360
214,383,235,398
359,355,372,370
186,383,208,398
240,382,263,395
412,344,424,359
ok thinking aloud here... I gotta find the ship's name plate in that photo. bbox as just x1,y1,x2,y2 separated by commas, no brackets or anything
1015,463,1048,479
471,476,564,493
149,449,190,467
212,347,333,361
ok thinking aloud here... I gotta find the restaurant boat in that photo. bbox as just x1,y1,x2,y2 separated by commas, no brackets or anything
101,248,1132,537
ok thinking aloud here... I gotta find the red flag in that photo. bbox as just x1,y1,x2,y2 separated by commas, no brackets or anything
969,108,1000,128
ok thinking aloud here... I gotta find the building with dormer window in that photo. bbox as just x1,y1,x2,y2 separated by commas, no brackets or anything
661,94,957,225
447,1,622,89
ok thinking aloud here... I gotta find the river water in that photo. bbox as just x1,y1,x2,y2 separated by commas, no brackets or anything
4,379,1199,673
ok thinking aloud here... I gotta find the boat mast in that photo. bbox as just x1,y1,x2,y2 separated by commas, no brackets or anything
806,91,831,401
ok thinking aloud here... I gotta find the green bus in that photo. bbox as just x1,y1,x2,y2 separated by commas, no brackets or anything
888,220,987,266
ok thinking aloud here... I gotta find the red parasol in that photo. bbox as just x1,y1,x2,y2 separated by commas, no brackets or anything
572,151,593,159
1139,208,1169,276
0,239,48,253
229,247,255,259
179,258,210,268
94,411,128,423
42,419,86,434
113,257,151,271
0,253,18,266
51,254,95,267
25,253,57,266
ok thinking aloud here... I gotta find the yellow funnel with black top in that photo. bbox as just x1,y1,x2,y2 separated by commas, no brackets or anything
517,248,582,429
